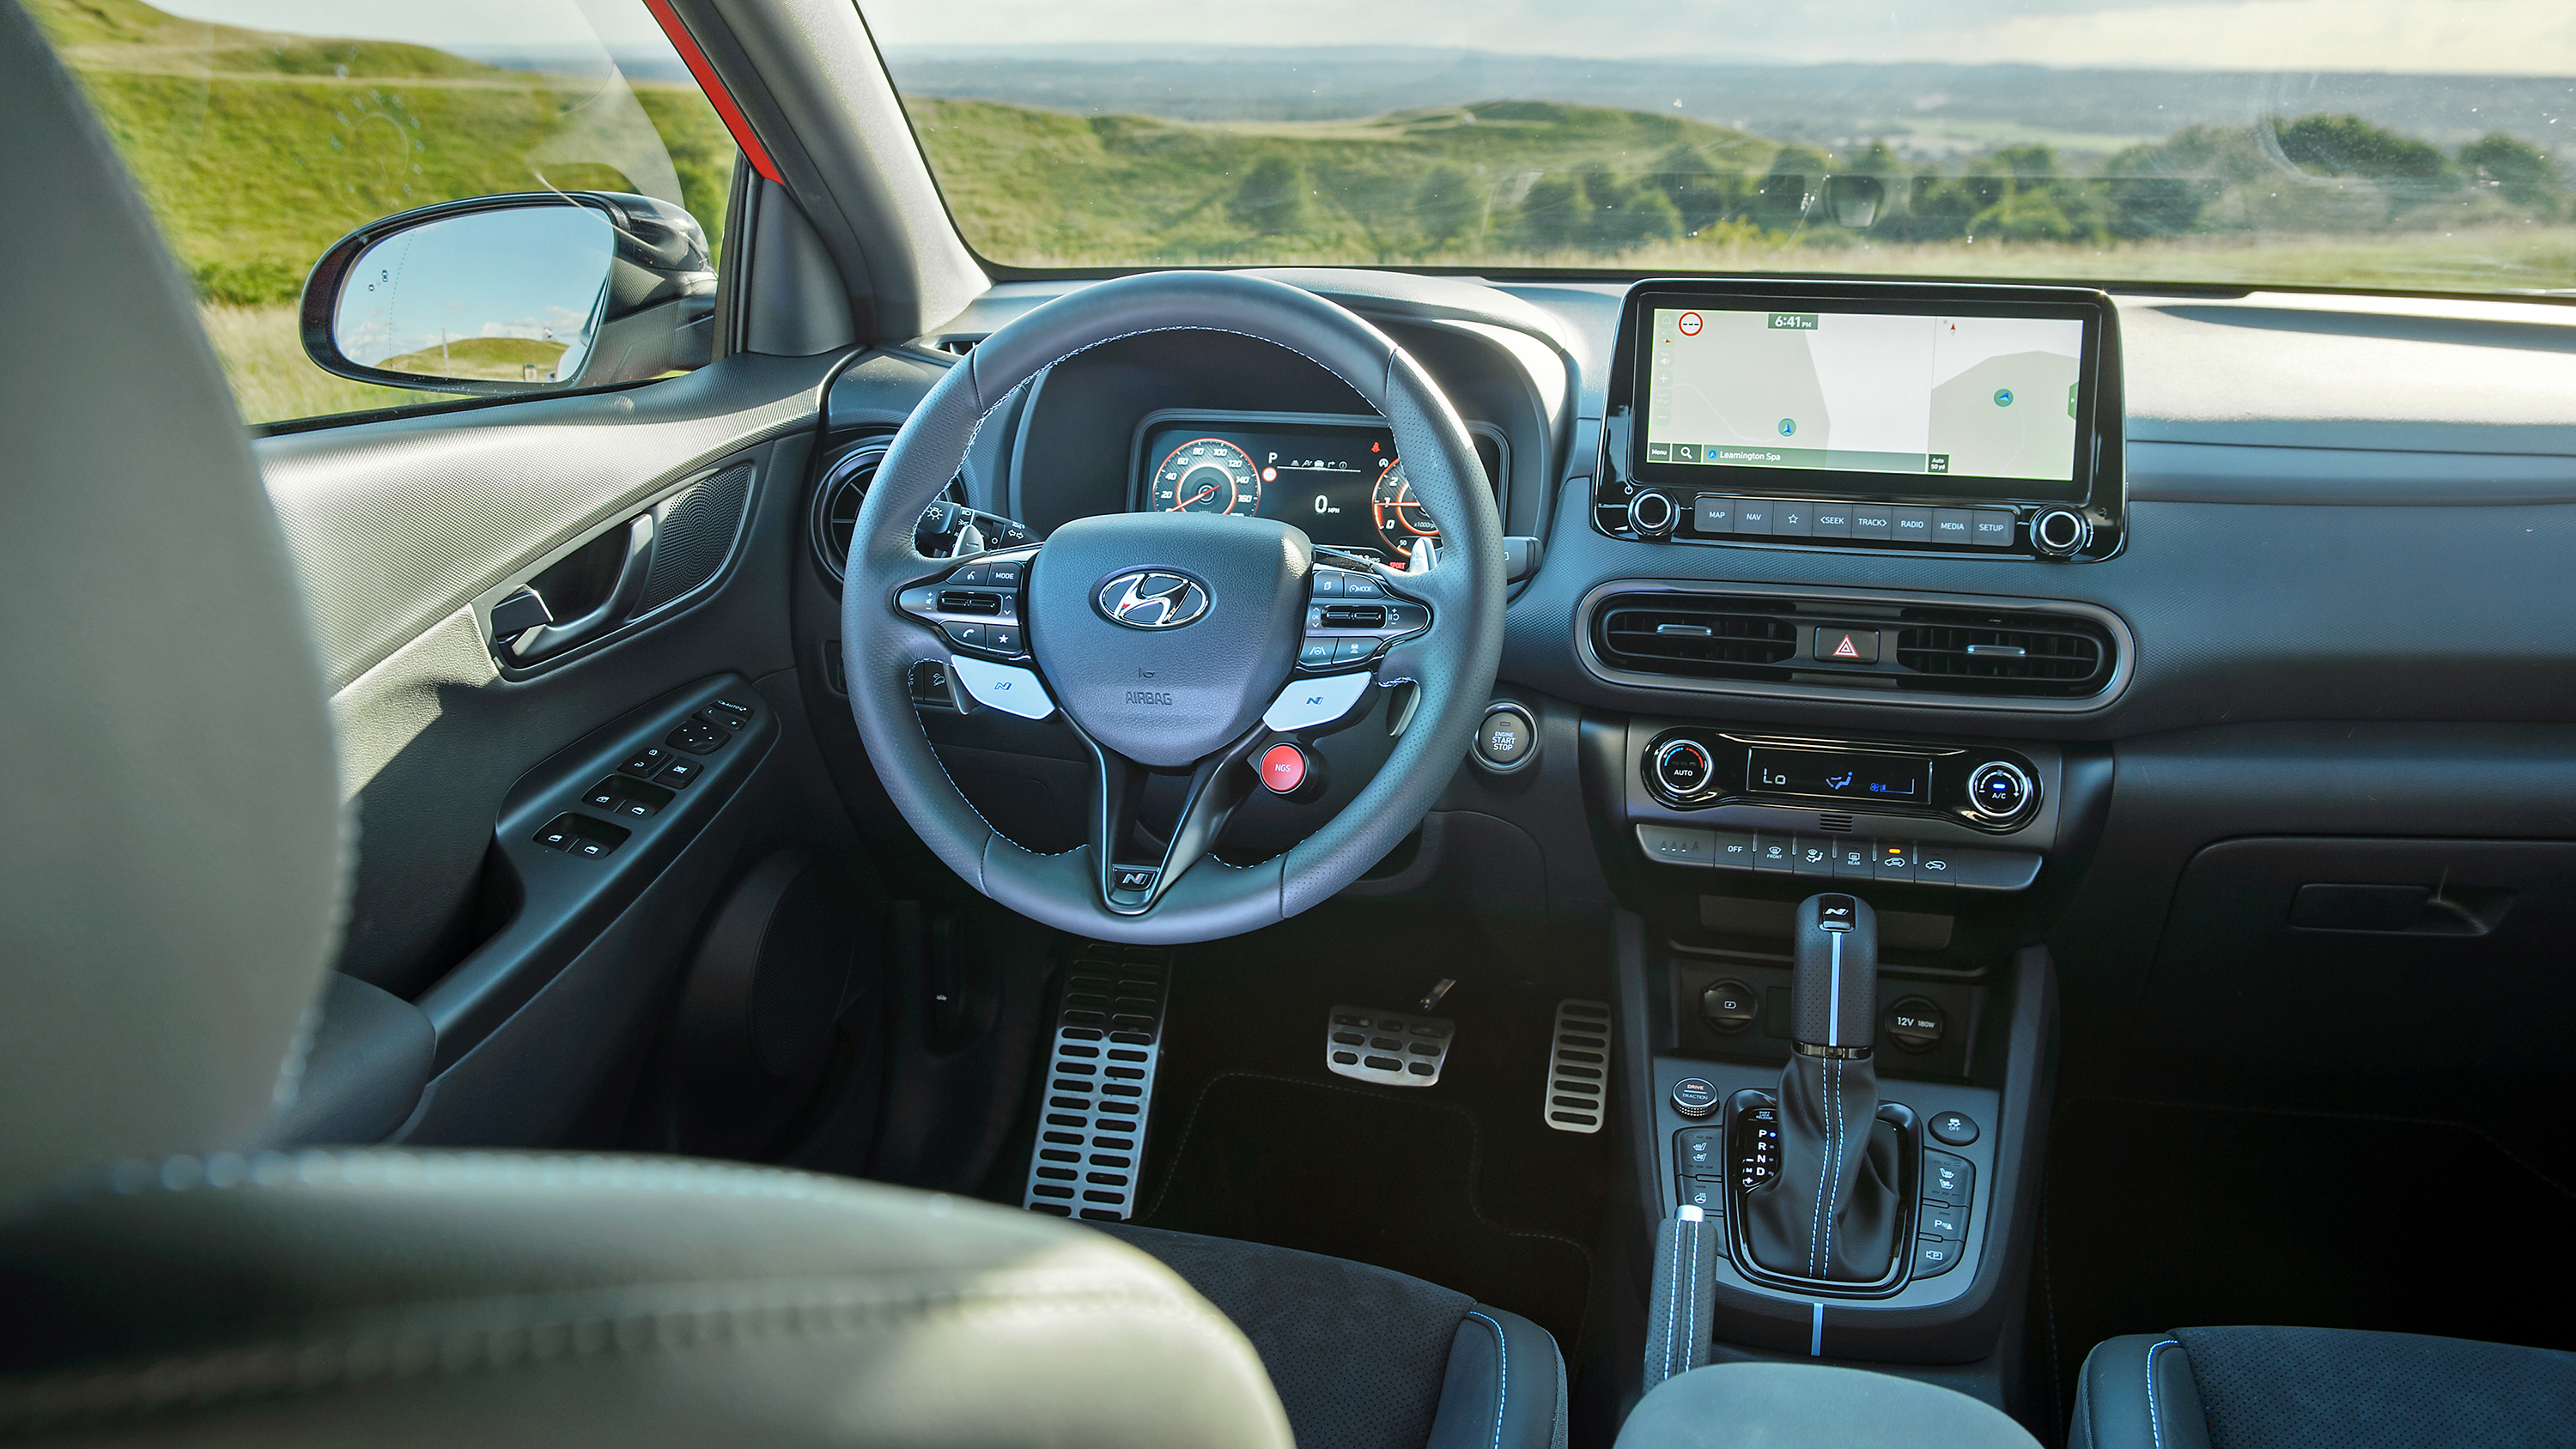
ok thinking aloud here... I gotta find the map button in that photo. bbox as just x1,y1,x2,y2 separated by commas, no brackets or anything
1693,495,1736,533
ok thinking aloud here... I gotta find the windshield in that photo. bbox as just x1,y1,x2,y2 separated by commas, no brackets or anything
864,1,2576,295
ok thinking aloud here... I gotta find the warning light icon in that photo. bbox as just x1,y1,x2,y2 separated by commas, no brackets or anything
1832,635,1861,658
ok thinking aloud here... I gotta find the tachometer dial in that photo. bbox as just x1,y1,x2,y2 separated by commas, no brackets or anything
1151,438,1262,516
1370,458,1438,560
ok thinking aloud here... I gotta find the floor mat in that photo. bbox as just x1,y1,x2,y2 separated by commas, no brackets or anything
1127,902,1613,1360
1135,1070,1598,1355
2037,1095,2576,1434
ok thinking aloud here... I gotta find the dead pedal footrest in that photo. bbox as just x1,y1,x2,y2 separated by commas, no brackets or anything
1326,1004,1455,1086
1544,998,1612,1133
1023,946,1169,1220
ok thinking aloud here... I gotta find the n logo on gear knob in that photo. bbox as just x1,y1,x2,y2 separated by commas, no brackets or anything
1096,570,1210,629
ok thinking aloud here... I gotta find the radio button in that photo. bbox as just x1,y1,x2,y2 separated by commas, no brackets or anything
1872,840,1916,881
1850,506,1893,541
1891,506,1935,543
1933,508,1976,544
1754,834,1795,874
1772,500,1814,537
1971,509,2018,547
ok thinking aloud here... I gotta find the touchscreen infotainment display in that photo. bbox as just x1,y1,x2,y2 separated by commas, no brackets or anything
1640,305,2087,494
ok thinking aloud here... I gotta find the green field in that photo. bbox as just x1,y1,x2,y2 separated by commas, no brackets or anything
33,0,2575,424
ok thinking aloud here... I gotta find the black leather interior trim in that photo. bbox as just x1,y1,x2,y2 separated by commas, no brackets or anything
2070,1335,2214,1449
1425,1304,1567,1449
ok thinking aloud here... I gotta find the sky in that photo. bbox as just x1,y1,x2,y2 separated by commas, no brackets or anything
153,0,2576,74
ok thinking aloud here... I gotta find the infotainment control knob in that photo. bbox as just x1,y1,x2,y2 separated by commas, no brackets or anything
1630,488,1679,539
2031,506,2091,559
1967,761,2035,823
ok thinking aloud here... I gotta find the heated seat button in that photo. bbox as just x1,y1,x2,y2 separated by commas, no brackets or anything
1678,1127,1724,1173
1923,1151,1975,1206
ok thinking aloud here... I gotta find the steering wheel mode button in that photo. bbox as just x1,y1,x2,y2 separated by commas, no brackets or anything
1263,671,1372,731
1259,743,1309,794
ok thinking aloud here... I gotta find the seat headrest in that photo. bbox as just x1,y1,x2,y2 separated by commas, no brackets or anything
0,1,343,1202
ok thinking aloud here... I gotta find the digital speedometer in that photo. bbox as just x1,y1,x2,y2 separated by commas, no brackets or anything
1370,458,1439,561
1150,438,1262,515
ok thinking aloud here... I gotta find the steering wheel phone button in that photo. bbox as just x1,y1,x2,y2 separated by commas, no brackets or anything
945,621,985,648
949,563,988,585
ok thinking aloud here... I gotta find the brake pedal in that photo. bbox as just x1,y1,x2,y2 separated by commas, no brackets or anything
1544,999,1612,1133
1327,1004,1455,1086
1023,946,1168,1220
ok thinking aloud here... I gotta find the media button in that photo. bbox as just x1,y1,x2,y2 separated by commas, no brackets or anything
1932,508,1976,544
1850,506,1893,541
1890,506,1935,543
1971,510,2017,547
1734,499,1773,536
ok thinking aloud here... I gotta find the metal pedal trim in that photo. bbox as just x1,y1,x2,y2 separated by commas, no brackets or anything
1545,998,1612,1132
1326,1003,1455,1087
1023,946,1168,1221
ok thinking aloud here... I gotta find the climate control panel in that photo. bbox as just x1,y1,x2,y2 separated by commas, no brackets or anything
1642,727,2043,834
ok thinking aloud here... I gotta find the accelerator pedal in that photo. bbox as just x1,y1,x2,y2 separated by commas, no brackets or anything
1544,998,1613,1133
1022,945,1169,1220
1326,1004,1455,1087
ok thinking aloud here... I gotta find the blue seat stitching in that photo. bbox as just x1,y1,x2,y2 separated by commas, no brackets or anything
2145,1337,2178,1449
1467,1310,1509,1449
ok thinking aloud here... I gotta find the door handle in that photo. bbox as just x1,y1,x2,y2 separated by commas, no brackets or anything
506,514,654,664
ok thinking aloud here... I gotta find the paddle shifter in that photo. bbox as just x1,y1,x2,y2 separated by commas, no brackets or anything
1741,893,1906,1283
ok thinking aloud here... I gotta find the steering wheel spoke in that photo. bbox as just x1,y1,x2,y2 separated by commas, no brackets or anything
1071,720,1270,916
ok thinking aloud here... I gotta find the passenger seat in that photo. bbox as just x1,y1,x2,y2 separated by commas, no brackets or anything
2072,1327,2576,1448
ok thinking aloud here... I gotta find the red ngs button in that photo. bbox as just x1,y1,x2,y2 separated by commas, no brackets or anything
1259,743,1308,794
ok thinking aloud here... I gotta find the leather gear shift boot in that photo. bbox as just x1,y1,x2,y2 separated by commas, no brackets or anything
1743,1051,1905,1281
1741,893,1905,1283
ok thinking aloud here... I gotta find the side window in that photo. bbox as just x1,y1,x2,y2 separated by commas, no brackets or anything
32,0,737,426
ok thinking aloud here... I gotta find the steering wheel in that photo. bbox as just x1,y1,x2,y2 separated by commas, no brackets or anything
841,271,1505,943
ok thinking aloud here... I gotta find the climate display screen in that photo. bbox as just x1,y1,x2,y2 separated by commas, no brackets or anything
1747,748,1928,803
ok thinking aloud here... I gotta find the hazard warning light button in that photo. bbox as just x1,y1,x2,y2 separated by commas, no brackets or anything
1814,627,1880,664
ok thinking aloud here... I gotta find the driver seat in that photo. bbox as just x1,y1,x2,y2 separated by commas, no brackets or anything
0,9,1561,1446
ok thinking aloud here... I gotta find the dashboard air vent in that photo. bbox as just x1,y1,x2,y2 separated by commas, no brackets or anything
1595,595,1798,679
809,438,963,585
1893,609,2112,697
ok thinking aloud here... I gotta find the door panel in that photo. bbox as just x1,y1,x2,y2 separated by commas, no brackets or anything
258,350,890,1149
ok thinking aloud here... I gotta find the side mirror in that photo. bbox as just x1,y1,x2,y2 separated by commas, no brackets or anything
301,191,716,397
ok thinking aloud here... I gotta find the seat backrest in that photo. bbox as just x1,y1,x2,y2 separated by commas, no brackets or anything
0,0,343,1202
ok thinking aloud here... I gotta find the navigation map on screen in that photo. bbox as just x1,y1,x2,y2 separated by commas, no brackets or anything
1642,307,2085,483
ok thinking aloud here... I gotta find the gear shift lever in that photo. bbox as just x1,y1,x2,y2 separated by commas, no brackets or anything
1742,893,1905,1282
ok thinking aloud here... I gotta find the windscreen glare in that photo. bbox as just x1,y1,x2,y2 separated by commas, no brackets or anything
864,0,2576,294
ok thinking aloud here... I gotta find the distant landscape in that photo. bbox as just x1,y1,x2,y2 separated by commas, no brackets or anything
31,0,2576,421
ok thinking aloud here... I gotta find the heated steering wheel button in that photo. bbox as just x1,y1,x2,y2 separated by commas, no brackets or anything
1928,1110,1979,1146
1258,743,1309,795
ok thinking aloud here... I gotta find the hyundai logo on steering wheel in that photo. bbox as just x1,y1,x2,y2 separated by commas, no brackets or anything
1096,569,1211,629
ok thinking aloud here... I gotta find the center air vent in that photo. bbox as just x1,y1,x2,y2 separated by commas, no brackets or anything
1893,610,2111,697
1587,586,2127,706
1595,597,1799,678
808,439,963,585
